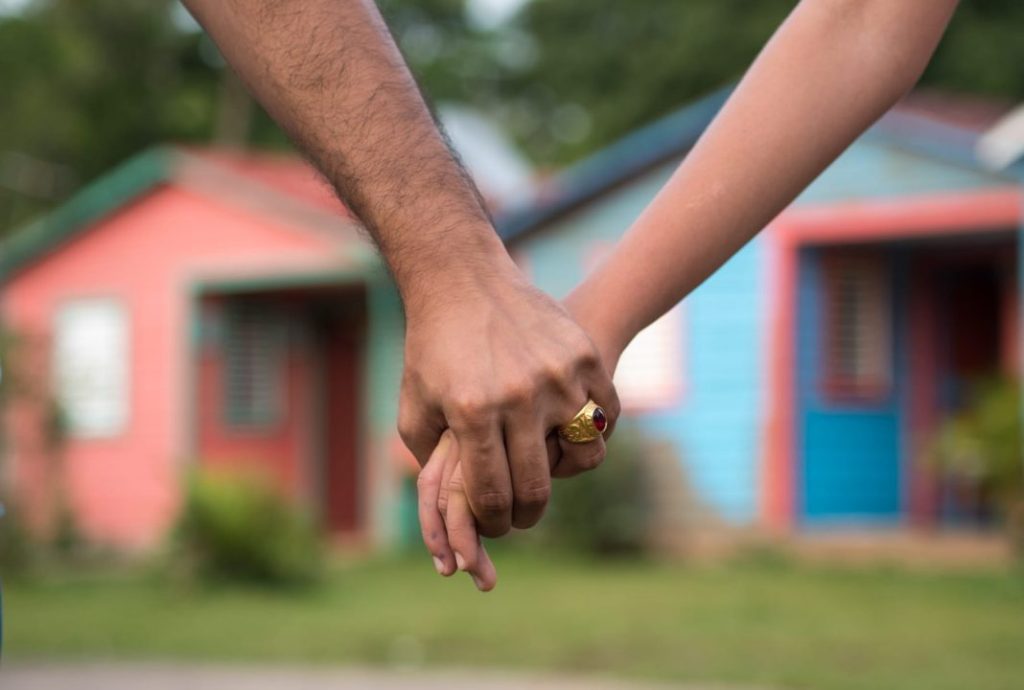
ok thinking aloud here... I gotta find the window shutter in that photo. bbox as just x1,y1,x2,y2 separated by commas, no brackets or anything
822,252,892,400
224,304,286,428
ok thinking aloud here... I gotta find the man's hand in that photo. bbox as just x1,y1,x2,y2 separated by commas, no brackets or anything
413,291,622,590
400,266,619,552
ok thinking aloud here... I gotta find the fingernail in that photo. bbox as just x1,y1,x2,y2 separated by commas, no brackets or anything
432,556,445,575
470,573,487,591
454,552,467,571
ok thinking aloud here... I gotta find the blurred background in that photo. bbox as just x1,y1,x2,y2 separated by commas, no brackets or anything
2,1,1024,689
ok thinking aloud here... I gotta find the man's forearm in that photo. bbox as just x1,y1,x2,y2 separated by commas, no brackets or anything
182,0,515,308
570,0,958,366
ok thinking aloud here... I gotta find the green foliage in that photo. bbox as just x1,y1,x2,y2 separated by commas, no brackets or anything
173,469,323,587
1010,498,1024,561
389,0,1024,165
543,424,655,555
933,377,1024,518
0,0,287,232
3,0,1023,231
0,499,34,577
502,0,794,164
0,327,21,405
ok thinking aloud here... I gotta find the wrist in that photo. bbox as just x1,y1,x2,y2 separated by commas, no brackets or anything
563,281,634,375
395,226,522,321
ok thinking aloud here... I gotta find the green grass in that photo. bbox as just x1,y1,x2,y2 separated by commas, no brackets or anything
5,551,1024,690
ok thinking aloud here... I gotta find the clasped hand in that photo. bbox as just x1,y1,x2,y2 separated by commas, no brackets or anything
398,267,619,591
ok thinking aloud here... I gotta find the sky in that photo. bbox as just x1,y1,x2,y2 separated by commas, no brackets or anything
0,0,31,16
466,0,531,30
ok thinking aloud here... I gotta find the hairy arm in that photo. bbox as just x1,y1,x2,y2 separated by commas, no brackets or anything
181,0,507,305
568,0,959,368
183,0,620,583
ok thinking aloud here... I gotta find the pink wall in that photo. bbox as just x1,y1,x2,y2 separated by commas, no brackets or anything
2,184,352,548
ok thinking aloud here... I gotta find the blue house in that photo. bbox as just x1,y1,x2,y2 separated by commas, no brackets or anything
500,89,1024,531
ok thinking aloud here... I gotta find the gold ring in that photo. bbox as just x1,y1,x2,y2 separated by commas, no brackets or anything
557,399,608,444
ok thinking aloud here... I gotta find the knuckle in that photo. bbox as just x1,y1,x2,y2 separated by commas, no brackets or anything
540,359,574,387
499,377,535,408
449,392,494,423
574,347,600,373
415,470,435,493
474,489,513,516
396,416,417,446
446,522,477,549
515,478,551,510
606,394,622,419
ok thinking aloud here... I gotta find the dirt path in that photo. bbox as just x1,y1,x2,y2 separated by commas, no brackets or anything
3,663,751,689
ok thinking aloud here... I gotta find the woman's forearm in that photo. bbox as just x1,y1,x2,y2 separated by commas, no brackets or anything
567,0,958,369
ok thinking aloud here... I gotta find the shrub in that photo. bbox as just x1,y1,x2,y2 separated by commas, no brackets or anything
173,469,323,587
933,377,1023,523
0,499,34,577
543,423,655,556
1009,498,1024,562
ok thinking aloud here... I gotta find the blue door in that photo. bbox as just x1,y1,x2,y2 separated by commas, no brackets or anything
796,248,904,525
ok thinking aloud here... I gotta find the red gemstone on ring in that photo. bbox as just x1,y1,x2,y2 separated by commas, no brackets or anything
592,407,607,433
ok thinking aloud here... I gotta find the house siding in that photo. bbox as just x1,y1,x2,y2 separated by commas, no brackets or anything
517,162,767,524
799,139,1008,204
513,125,1018,528
1,181,380,548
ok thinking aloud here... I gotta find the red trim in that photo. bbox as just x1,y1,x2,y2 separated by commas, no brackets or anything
760,187,1023,530
761,228,798,531
779,188,1022,244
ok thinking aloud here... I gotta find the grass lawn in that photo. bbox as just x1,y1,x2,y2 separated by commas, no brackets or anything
5,550,1024,690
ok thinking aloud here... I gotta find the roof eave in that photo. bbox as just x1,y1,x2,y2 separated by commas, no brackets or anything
497,86,733,245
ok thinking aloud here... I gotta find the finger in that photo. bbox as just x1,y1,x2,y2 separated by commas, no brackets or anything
416,432,456,576
475,543,498,592
446,465,498,592
548,388,609,478
397,389,444,467
554,434,607,478
504,414,551,529
449,413,513,539
437,444,459,517
585,367,621,440
545,432,562,473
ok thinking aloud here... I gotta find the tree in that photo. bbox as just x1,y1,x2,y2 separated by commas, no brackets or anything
491,0,1024,165
2,0,1022,233
0,0,287,232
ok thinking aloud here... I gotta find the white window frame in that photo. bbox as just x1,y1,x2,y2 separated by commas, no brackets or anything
584,242,685,411
52,297,130,439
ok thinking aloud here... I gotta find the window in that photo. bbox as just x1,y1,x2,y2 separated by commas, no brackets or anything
614,306,685,411
53,299,129,437
583,242,685,411
821,252,892,400
223,304,286,428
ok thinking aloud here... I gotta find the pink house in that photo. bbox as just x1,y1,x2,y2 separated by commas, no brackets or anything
1,147,411,550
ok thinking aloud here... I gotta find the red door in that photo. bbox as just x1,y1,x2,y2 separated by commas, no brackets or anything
319,299,364,535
